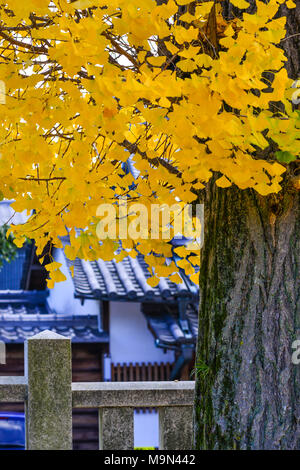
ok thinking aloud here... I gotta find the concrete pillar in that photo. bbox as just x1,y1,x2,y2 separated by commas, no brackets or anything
99,407,134,450
0,340,5,364
25,330,72,450
159,406,193,450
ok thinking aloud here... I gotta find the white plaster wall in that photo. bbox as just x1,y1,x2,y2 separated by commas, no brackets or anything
109,301,175,364
47,248,99,317
134,411,158,448
48,250,175,365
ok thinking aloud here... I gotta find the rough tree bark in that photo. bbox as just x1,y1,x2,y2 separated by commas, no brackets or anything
194,1,300,450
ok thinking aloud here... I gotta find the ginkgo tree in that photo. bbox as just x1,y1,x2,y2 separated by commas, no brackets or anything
0,0,299,449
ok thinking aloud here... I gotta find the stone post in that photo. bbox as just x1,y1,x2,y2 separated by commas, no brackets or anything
159,406,193,450
99,407,134,450
25,330,72,450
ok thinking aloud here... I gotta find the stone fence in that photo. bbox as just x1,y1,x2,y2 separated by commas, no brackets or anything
0,330,195,450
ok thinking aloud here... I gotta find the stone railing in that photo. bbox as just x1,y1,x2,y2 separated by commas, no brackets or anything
0,331,195,450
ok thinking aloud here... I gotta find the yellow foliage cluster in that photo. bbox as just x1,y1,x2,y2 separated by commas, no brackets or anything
0,0,298,285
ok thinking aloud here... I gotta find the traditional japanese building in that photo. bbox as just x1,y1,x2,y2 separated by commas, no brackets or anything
0,200,199,449
65,249,199,380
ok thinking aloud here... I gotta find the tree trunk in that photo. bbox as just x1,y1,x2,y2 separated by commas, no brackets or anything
194,178,300,449
194,1,300,450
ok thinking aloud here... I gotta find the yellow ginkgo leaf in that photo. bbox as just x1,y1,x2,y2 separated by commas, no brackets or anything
165,41,180,55
174,246,188,257
230,0,250,8
189,255,200,267
176,0,193,4
190,272,199,286
224,25,235,37
194,54,213,68
47,278,55,289
169,273,183,284
147,56,166,67
286,0,296,8
147,275,160,287
44,261,63,272
177,258,190,270
195,1,214,17
174,26,199,44
268,162,286,177
13,236,26,248
159,97,171,108
254,183,273,196
179,47,200,60
73,0,98,8
179,12,196,23
176,59,197,73
216,176,232,188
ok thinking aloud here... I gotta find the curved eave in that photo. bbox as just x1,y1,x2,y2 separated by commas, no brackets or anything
74,291,199,304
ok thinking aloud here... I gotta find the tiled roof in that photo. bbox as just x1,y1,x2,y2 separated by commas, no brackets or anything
67,254,199,303
0,290,48,303
0,291,107,344
142,304,198,350
0,314,108,343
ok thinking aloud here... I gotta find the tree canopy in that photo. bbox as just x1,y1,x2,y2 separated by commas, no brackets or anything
0,0,298,286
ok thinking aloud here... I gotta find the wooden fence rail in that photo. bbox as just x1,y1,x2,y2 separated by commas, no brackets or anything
111,361,173,382
0,330,195,450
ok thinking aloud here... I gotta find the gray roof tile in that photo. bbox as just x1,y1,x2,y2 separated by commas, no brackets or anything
68,253,199,302
0,291,107,343
143,303,198,350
